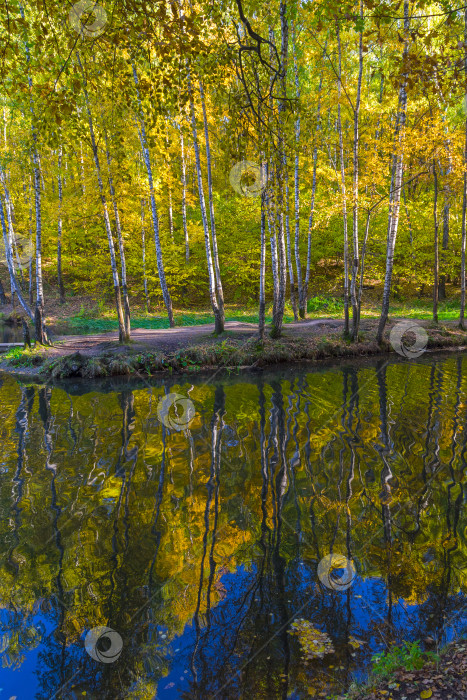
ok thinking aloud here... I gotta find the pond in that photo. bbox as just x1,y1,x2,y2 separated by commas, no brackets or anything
0,321,24,344
0,354,466,699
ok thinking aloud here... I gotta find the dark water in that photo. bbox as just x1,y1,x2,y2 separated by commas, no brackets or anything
0,354,466,699
0,321,23,343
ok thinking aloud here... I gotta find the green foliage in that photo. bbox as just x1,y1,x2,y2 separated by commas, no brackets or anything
307,296,344,315
370,642,439,681
2,346,44,367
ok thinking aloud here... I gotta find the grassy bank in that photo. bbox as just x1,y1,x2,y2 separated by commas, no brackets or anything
2,293,465,337
339,638,467,700
50,297,467,335
1,318,466,381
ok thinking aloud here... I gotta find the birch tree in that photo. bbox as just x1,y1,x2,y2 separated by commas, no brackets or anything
187,64,224,334
57,146,65,304
350,2,363,341
377,0,410,344
103,127,131,339
78,54,127,343
131,56,174,328
199,79,225,328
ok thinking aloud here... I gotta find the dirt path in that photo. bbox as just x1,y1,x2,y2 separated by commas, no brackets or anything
51,318,345,357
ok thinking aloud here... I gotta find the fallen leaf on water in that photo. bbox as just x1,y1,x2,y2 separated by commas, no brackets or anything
420,691,433,699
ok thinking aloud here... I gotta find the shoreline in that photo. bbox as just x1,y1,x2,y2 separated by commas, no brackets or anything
1,318,466,384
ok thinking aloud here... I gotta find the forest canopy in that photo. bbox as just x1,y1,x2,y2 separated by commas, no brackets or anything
0,0,466,342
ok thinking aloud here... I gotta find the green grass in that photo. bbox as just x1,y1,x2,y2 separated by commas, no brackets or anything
60,307,297,335
1,346,45,368
370,641,439,680
52,296,464,336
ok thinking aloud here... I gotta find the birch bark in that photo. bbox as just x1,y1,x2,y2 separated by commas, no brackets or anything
377,0,410,343
199,79,225,329
20,3,47,343
433,159,439,324
0,194,33,320
303,46,326,318
460,8,467,329
78,54,126,342
103,127,131,341
141,199,150,312
350,1,364,341
131,57,174,327
178,124,189,262
57,146,65,304
336,21,350,336
187,65,223,334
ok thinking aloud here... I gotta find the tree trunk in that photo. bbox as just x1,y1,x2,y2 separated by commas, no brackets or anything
141,199,150,312
377,0,410,344
292,20,303,319
78,53,126,342
433,159,439,324
356,209,372,332
336,21,350,337
270,7,289,339
199,79,225,331
438,197,449,300
0,195,33,320
266,169,280,320
131,57,175,327
103,128,131,341
164,131,174,241
20,4,48,344
303,45,326,319
461,15,467,331
0,272,6,304
79,141,86,195
350,1,364,341
187,64,223,334
285,169,298,321
178,124,189,262
57,146,65,304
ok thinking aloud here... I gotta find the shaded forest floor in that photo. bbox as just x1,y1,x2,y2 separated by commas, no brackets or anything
345,638,467,700
1,314,466,381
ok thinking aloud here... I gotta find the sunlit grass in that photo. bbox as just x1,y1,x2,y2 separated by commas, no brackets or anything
53,295,463,336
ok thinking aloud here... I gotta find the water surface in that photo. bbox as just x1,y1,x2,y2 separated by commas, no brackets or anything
0,354,466,699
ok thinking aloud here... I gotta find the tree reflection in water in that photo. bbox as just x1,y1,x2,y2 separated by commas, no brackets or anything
0,355,465,699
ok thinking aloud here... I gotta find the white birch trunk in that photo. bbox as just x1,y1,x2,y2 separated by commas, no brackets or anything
178,124,189,262
187,64,223,334
78,54,126,342
461,9,467,328
20,3,48,343
131,57,174,327
103,128,131,340
350,1,364,341
377,1,410,342
304,47,326,318
0,193,33,320
199,79,225,329
336,21,350,336
141,198,150,312
57,146,65,303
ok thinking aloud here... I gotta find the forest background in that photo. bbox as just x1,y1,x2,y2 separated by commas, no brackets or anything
1,0,467,345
